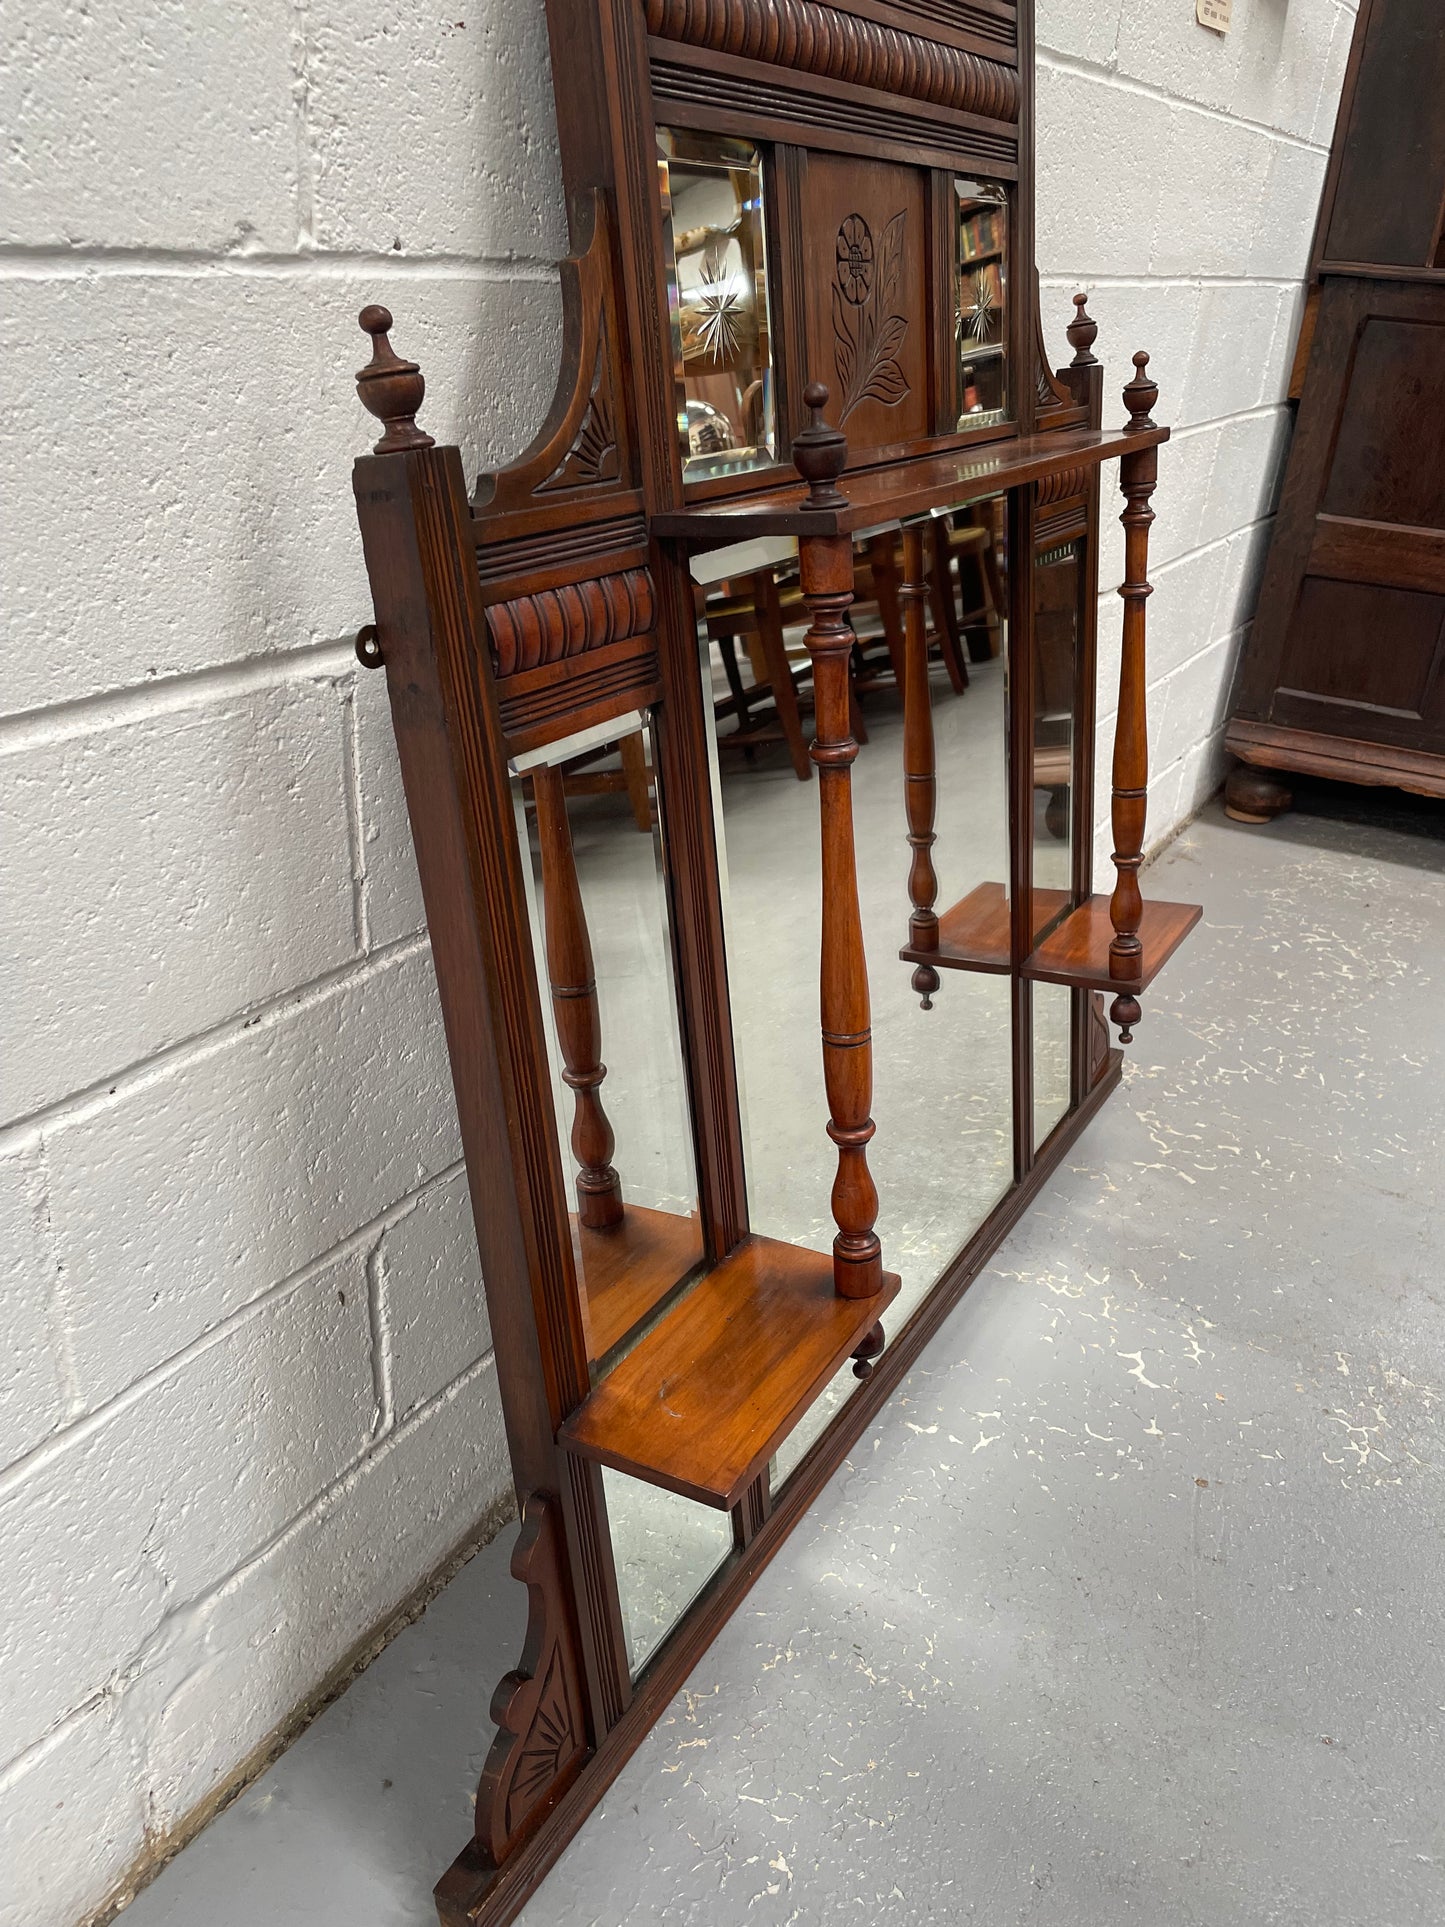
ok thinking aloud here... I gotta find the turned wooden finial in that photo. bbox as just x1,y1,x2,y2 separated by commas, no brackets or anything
792,381,848,511
356,305,435,454
1067,291,1099,366
1123,350,1158,432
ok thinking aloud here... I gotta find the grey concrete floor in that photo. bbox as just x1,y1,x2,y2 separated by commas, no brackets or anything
122,777,1445,1927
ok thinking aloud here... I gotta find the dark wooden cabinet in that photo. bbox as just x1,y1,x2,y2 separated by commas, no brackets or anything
1226,0,1445,817
342,3,1199,1921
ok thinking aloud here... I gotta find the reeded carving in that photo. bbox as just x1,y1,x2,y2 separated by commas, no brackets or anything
476,1497,588,1866
832,212,911,423
486,568,656,678
643,0,1019,123
1036,465,1090,506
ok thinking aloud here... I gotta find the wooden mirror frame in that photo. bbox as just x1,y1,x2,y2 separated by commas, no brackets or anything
345,4,1199,1921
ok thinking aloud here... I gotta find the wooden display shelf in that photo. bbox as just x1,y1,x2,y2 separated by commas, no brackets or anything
652,423,1169,545
1023,893,1202,992
900,880,1071,974
573,1204,706,1366
559,1234,902,1510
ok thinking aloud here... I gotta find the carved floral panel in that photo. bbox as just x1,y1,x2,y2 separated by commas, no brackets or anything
801,155,930,459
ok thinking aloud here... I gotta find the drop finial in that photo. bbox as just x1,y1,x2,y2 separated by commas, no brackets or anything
1109,990,1141,1045
356,305,435,454
792,381,848,512
1123,350,1158,432
1067,291,1099,367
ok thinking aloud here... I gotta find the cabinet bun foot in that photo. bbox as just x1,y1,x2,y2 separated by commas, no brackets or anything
1225,763,1292,824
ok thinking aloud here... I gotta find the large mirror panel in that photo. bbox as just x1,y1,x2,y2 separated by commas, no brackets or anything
691,494,1015,1483
512,716,729,1677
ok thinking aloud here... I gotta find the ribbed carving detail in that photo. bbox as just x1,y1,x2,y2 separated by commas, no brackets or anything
486,569,656,678
644,0,1019,122
1036,465,1090,506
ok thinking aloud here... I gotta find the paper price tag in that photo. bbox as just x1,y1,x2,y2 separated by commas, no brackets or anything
1197,0,1233,30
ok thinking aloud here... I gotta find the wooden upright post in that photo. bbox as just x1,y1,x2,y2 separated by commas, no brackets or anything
1110,351,1160,1043
793,383,883,1302
533,768,625,1230
899,522,940,1008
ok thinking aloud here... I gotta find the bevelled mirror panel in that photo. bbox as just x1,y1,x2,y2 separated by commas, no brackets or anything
955,180,1010,428
659,128,777,483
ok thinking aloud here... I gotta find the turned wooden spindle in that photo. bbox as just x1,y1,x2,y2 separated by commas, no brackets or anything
1067,291,1099,367
532,768,624,1231
899,522,939,1009
1109,351,1161,1044
794,382,883,1302
356,305,436,454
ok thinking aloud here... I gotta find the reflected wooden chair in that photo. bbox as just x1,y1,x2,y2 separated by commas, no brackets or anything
703,564,870,778
556,730,654,831
850,530,969,699
933,510,1003,664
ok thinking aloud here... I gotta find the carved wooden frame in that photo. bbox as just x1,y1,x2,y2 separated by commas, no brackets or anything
345,3,1195,1922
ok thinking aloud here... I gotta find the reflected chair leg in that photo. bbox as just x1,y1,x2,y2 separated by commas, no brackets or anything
618,730,652,832
533,768,624,1229
928,521,968,692
1109,354,1160,1045
901,523,940,1009
753,567,812,782
867,534,910,691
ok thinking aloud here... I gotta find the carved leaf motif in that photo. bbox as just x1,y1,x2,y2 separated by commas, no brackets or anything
877,210,906,316
831,280,858,401
833,209,912,424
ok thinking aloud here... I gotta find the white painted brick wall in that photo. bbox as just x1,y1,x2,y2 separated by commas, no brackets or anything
1037,0,1359,873
0,2,1349,1923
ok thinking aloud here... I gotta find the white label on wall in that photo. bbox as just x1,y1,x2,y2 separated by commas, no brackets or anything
1197,0,1233,30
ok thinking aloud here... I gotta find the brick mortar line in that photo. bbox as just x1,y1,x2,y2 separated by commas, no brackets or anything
0,244,564,281
0,928,432,1155
0,1345,503,1797
0,636,363,754
1037,45,1335,153
0,1157,469,1509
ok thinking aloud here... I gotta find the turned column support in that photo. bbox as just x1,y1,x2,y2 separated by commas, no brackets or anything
899,522,939,1009
1109,351,1160,1044
793,383,883,1302
533,768,625,1230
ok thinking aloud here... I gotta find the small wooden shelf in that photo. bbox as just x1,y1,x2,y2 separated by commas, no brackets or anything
652,423,1169,545
1024,893,1202,992
900,880,1071,974
559,1234,902,1509
573,1205,705,1366
901,883,1201,992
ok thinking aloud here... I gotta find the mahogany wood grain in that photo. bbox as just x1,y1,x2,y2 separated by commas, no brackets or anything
559,1233,903,1508
572,1204,705,1365
900,879,1072,974
795,385,886,1300
651,422,1170,540
1024,893,1202,994
1108,354,1160,1042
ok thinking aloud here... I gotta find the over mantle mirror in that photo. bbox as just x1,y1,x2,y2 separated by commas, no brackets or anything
344,1,1198,1919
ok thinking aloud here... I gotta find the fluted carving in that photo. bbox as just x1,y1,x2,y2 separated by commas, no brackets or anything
643,0,1019,123
486,569,655,678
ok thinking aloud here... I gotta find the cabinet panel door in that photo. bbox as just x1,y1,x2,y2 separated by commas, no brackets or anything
1241,279,1445,754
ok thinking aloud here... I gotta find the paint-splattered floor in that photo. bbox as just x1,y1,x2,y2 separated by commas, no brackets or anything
122,783,1445,1926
